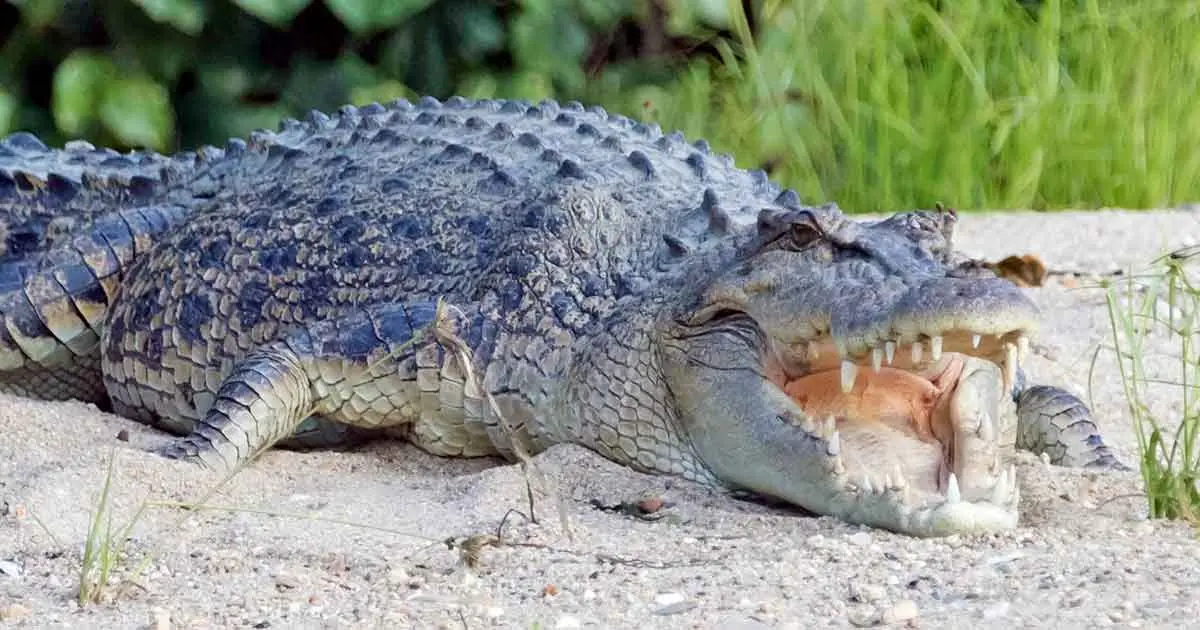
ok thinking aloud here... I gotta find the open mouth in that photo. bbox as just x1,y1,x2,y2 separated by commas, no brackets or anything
766,328,1030,514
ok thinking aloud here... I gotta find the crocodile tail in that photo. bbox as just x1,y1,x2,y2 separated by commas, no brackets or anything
0,204,188,402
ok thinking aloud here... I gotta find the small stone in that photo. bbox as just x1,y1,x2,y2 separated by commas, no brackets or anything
982,601,1011,619
637,496,664,514
0,603,30,621
713,616,775,630
152,607,171,630
985,552,1024,567
555,615,582,629
0,560,21,577
274,572,300,590
883,599,919,624
655,592,686,606
385,567,410,585
847,604,881,627
848,583,886,603
542,584,559,597
848,532,873,546
654,600,698,615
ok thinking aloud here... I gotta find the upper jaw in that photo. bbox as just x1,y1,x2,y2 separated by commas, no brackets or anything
769,274,1040,393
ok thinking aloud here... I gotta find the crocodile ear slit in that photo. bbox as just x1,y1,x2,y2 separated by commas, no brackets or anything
756,208,783,234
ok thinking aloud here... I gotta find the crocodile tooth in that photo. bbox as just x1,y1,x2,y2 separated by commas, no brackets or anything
930,335,944,361
946,472,961,503
801,414,817,434
1017,335,1030,361
861,475,874,494
911,341,924,364
884,340,896,365
823,415,837,437
990,453,1001,475
808,340,820,360
991,467,1011,504
826,431,841,456
891,465,907,489
971,333,981,349
831,454,846,476
1004,342,1018,393
840,360,857,393
871,347,883,373
884,473,893,489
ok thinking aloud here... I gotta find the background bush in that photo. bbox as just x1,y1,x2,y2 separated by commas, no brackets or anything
2,0,1199,212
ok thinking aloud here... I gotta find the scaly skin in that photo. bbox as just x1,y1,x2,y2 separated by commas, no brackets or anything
0,96,1126,537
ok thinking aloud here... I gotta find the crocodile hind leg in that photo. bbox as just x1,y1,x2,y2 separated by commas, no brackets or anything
104,301,501,469
1013,378,1129,471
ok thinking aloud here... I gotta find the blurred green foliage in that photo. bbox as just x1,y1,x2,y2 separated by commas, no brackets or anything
0,0,741,152
3,0,1200,212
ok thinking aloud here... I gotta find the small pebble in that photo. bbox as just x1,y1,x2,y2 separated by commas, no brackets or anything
848,532,873,546
883,599,919,624
0,603,30,621
849,583,886,603
654,600,698,615
152,607,171,630
655,592,685,606
714,616,774,630
274,572,300,590
982,601,1011,619
0,561,20,577
847,604,880,627
637,496,664,514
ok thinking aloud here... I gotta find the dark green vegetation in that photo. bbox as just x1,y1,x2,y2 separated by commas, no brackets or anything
3,0,1200,212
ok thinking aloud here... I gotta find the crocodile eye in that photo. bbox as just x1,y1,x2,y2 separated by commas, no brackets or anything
784,222,822,251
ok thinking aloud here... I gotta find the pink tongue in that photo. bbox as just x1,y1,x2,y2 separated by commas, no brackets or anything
782,365,945,441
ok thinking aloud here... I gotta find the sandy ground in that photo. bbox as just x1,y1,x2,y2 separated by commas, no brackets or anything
3,209,1200,629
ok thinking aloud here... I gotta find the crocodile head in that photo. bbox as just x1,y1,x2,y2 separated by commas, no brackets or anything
661,203,1035,537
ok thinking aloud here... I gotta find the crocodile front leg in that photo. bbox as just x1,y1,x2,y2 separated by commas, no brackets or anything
103,300,501,469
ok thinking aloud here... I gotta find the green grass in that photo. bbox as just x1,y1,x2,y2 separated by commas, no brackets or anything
578,0,1200,213
1105,247,1200,523
78,451,148,605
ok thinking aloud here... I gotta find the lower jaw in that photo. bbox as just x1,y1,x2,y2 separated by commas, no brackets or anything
776,352,1012,504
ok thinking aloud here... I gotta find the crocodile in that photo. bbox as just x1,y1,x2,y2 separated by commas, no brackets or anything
0,96,1125,537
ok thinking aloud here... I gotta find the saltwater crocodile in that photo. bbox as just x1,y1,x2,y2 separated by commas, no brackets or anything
0,96,1124,537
